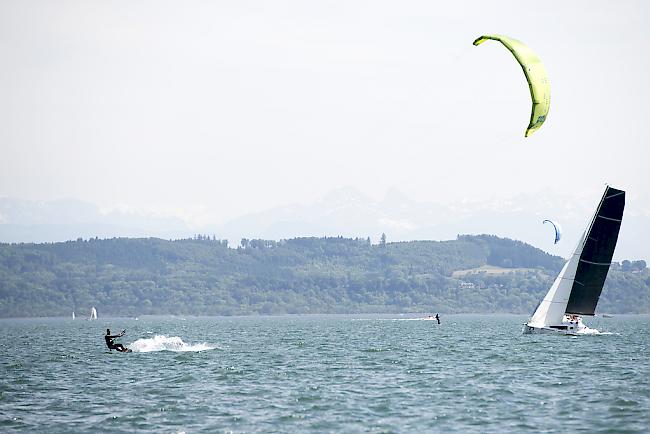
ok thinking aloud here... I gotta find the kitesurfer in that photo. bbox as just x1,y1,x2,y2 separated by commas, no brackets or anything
105,329,129,352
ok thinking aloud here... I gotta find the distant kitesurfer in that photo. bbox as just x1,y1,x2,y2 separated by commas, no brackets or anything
435,314,440,324
105,329,129,352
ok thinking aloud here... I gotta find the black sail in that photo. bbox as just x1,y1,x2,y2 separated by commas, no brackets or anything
566,186,625,315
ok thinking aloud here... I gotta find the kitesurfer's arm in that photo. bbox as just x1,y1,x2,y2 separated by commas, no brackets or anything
106,330,125,339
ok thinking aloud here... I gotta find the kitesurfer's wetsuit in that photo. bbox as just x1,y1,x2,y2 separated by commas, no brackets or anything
105,330,128,352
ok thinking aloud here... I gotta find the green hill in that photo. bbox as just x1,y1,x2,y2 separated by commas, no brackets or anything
0,235,647,318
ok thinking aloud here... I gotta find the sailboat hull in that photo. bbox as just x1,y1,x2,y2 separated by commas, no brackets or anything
523,317,600,336
523,324,579,336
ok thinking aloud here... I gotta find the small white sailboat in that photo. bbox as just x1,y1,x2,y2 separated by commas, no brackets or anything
90,306,98,320
523,186,625,335
72,311,75,320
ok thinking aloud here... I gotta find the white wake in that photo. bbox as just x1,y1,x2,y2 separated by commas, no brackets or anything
128,335,216,353
576,330,615,336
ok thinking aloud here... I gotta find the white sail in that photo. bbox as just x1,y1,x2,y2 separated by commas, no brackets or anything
528,231,585,327
90,307,97,320
72,311,75,320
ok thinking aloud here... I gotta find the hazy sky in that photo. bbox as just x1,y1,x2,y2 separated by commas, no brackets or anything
1,1,648,225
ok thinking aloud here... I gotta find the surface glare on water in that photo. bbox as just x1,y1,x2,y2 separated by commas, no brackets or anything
1,315,649,433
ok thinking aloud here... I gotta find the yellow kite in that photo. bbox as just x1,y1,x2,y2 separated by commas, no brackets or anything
473,35,550,137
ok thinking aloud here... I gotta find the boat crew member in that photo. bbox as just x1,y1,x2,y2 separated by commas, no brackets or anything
105,329,129,352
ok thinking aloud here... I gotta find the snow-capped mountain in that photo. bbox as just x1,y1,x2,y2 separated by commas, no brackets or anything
1,188,647,260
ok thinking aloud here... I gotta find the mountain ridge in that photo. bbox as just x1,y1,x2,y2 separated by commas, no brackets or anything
1,187,648,260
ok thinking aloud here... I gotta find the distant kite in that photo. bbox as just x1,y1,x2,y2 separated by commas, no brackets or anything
473,34,550,137
543,219,562,244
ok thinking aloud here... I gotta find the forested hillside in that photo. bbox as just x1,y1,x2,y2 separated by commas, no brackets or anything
0,235,647,318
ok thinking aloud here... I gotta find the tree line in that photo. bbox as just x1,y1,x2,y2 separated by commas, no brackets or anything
0,234,647,318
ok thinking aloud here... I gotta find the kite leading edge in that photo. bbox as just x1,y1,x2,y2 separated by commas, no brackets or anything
473,34,550,137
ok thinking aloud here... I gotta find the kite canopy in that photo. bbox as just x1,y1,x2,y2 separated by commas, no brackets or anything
543,219,562,244
473,34,550,137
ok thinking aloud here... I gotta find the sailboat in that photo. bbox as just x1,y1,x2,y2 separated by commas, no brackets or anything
90,306,98,320
523,186,625,335
72,311,75,320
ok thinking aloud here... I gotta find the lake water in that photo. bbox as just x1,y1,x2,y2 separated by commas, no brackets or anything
1,314,649,433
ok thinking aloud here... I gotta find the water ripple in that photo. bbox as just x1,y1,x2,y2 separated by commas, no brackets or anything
0,314,648,432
